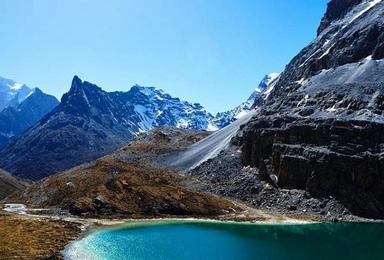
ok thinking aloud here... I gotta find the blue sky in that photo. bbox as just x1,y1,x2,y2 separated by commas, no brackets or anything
1,0,327,113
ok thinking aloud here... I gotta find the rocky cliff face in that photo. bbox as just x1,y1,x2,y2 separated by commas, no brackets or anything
238,0,384,218
0,76,216,180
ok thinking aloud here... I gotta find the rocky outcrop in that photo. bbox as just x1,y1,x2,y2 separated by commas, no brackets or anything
188,150,356,220
239,117,384,218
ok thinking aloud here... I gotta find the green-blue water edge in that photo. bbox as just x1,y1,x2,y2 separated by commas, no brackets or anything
64,220,384,260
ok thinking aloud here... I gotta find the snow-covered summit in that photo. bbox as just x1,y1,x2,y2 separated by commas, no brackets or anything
210,73,279,129
0,76,34,111
125,83,214,132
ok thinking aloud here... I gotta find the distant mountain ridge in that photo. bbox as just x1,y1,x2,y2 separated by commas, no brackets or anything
0,88,59,145
61,76,216,133
0,72,278,180
0,76,216,180
0,76,34,111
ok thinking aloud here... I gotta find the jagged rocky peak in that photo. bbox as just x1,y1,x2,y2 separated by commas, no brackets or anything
63,75,102,102
60,75,115,117
317,0,364,35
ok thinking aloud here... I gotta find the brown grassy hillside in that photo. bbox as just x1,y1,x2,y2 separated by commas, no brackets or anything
13,157,238,218
0,169,27,200
9,128,239,218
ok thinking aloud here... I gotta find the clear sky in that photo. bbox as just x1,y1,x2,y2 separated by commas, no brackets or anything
1,0,327,113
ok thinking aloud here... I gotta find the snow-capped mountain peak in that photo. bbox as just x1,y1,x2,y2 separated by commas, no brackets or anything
209,73,279,129
0,76,34,112
254,72,280,93
126,83,213,132
60,76,215,134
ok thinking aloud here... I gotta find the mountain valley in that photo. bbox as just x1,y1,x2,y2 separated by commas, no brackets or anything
1,0,384,258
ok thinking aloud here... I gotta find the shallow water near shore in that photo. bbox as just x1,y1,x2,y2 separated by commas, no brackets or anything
64,221,384,260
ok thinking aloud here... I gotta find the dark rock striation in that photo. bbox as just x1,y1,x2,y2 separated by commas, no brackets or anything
239,117,384,218
189,150,355,220
235,0,384,219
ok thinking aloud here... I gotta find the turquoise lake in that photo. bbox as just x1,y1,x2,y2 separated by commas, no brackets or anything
64,221,384,260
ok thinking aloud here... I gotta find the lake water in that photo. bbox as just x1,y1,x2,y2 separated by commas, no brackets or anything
64,221,384,260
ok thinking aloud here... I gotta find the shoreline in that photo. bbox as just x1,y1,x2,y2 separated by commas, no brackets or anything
61,214,320,260
61,215,384,260
2,203,382,259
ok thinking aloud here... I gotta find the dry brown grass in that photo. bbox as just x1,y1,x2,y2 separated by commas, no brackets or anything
12,157,239,218
0,211,81,259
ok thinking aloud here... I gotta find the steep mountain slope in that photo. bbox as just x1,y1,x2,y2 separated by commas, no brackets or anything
210,73,279,129
0,76,33,112
163,110,257,170
0,76,215,180
237,0,384,218
0,88,59,145
0,169,27,200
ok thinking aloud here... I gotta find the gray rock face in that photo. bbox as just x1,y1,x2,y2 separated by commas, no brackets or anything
189,150,356,221
239,117,384,218
317,0,363,35
237,0,384,218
